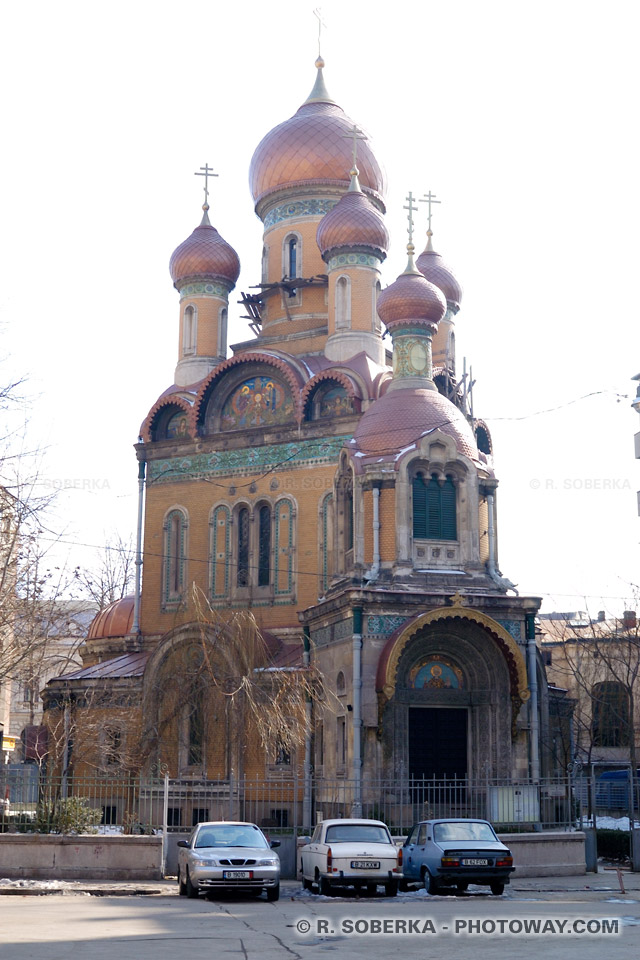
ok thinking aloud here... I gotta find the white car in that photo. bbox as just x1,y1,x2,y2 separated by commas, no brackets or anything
177,821,281,900
300,818,401,896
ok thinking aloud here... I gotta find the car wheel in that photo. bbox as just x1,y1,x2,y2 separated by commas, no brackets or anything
424,869,440,896
456,882,469,893
185,868,199,899
319,876,331,896
398,879,409,892
302,875,313,890
366,883,377,896
385,881,398,897
266,883,280,902
177,867,187,896
490,882,504,896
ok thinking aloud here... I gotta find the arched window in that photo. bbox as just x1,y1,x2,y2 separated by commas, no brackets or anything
345,487,354,552
335,275,350,329
237,506,250,588
283,233,301,300
413,472,457,540
337,671,346,696
218,306,228,359
183,305,196,355
592,682,630,746
258,504,271,586
188,690,204,766
288,237,297,279
163,508,188,604
261,245,269,283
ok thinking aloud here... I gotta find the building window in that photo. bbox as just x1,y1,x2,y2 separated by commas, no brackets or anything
218,306,228,359
163,508,188,604
335,275,351,329
412,472,457,540
104,727,122,766
258,504,271,586
337,716,346,772
275,737,291,765
288,237,297,280
188,692,204,766
237,506,250,588
183,304,196,355
283,233,302,300
592,681,630,747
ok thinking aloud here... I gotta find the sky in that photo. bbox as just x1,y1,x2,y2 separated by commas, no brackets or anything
0,0,638,615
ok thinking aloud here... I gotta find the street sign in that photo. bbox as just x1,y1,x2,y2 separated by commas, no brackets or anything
2,737,16,751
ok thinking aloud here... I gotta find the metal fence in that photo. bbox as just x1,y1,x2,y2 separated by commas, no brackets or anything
0,768,589,835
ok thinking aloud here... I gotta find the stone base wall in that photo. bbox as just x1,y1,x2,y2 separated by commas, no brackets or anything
0,834,162,880
498,831,586,877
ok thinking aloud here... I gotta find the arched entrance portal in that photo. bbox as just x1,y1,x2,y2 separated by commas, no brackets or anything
376,605,530,781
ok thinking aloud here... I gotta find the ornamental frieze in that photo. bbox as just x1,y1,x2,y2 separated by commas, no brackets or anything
264,198,338,229
147,435,351,484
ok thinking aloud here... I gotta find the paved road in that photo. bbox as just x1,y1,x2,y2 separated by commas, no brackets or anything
1,881,639,959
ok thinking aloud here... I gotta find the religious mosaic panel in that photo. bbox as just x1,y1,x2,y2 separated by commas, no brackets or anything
407,658,464,690
221,377,294,430
165,410,190,439
314,384,354,418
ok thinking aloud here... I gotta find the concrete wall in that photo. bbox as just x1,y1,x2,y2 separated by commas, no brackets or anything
0,834,162,880
498,831,586,877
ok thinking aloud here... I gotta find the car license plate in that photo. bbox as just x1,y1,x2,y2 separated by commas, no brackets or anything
462,858,489,866
351,860,380,869
223,870,253,879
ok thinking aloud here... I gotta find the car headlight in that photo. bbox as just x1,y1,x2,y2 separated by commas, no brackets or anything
193,859,217,867
257,858,279,866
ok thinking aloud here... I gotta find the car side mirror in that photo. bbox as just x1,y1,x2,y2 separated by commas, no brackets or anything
270,840,281,848
176,840,189,848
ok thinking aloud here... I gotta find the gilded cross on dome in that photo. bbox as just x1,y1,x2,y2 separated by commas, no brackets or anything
313,7,326,59
194,163,218,207
419,190,441,233
403,191,418,245
342,124,367,170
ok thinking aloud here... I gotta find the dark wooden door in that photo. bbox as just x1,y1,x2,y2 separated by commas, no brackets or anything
409,707,467,779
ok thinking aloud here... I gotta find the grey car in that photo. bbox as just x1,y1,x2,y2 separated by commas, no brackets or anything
177,821,281,900
401,818,514,895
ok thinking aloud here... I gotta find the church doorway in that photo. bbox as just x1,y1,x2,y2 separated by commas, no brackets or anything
408,707,468,779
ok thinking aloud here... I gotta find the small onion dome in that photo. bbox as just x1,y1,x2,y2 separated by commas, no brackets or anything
249,62,386,211
353,387,478,460
86,596,135,641
169,207,240,290
316,176,389,260
416,232,462,308
377,262,446,331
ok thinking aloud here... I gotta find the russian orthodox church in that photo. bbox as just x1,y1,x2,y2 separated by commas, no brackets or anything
45,58,563,793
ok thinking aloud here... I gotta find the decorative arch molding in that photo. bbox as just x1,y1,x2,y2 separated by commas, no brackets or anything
142,396,194,443
397,431,475,481
301,370,362,420
191,352,305,433
375,600,530,715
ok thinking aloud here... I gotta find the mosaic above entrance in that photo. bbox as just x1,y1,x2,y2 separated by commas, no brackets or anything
408,658,464,690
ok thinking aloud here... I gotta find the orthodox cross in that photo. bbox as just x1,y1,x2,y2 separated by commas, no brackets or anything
342,124,367,168
313,8,326,58
404,191,418,245
419,190,441,232
194,163,218,206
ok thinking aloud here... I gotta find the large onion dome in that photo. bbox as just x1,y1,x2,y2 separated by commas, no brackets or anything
316,171,389,260
416,231,462,309
353,387,478,460
377,254,447,331
249,59,386,214
169,207,240,290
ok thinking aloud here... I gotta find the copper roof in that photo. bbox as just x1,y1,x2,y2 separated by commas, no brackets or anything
416,246,463,307
352,387,478,459
316,188,388,259
249,101,387,210
59,652,149,681
87,596,135,641
169,214,240,289
377,271,446,328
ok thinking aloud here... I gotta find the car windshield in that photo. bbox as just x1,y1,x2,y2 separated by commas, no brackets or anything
324,824,391,843
195,825,268,849
433,821,497,843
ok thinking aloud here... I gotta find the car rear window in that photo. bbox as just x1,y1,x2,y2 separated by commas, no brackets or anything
433,822,497,843
325,824,391,843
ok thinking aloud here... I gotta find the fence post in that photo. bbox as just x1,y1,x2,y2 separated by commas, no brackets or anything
161,773,169,878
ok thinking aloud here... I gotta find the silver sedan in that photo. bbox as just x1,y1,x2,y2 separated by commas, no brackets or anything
177,821,281,901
